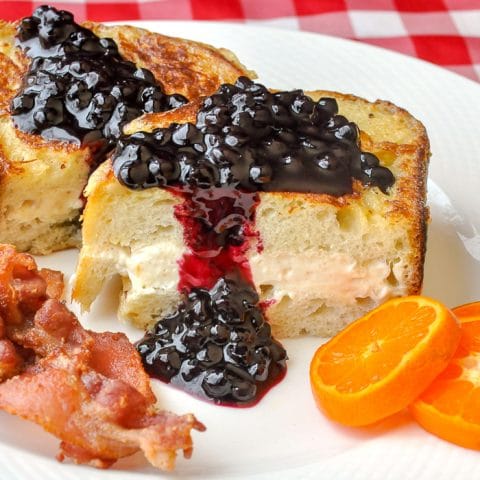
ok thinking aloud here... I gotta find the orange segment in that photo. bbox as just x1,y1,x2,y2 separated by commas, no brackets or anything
411,301,480,449
448,301,480,322
310,296,461,427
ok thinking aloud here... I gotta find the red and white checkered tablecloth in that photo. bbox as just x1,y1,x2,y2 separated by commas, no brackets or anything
1,0,479,82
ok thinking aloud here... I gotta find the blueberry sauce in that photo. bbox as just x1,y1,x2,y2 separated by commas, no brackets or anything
113,76,395,195
138,275,287,406
11,6,186,145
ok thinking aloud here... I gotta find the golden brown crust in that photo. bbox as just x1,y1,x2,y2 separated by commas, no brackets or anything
85,23,253,99
0,21,26,115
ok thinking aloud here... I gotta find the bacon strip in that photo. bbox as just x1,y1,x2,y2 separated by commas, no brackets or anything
0,244,204,470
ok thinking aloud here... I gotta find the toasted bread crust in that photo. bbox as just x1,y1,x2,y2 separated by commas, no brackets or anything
85,23,254,99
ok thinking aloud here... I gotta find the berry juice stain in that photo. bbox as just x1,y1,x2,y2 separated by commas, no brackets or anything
171,185,259,292
114,76,396,406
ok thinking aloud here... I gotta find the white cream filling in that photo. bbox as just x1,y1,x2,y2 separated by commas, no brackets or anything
249,252,398,305
111,242,183,294
105,245,399,311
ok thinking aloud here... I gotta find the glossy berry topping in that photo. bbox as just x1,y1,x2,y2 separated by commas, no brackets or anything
113,76,395,196
12,6,187,145
137,276,287,406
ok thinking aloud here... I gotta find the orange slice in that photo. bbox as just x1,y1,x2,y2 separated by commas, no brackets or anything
411,301,480,449
310,296,461,427
448,300,480,321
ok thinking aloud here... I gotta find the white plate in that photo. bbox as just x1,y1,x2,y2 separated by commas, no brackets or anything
2,21,480,480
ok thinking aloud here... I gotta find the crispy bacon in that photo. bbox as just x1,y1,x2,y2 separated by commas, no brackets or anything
0,244,204,470
38,268,65,300
0,337,22,380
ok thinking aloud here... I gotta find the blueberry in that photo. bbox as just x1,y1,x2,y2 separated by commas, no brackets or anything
269,342,288,363
336,122,358,142
196,343,223,366
33,109,47,127
172,123,202,146
224,134,244,147
249,164,272,184
178,359,201,382
210,324,230,344
231,380,256,402
248,359,269,382
225,341,251,365
11,94,34,113
256,323,272,343
274,90,302,106
99,37,118,54
44,98,64,125
360,152,380,167
17,17,39,42
218,83,237,97
152,129,171,145
133,67,155,83
202,369,232,398
234,76,255,91
317,97,338,116
158,156,181,182
290,95,314,117
315,154,339,170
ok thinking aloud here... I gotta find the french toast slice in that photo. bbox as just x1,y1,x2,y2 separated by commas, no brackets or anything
72,89,429,338
0,17,251,254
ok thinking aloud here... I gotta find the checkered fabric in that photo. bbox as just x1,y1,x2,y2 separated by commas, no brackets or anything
1,0,479,82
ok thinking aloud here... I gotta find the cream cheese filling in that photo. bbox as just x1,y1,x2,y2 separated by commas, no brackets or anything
249,252,400,305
